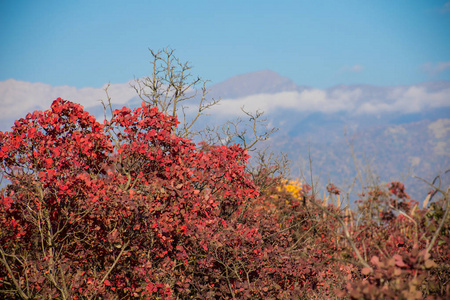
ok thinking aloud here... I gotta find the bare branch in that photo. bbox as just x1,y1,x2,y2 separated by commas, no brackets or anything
0,247,30,299
129,48,220,139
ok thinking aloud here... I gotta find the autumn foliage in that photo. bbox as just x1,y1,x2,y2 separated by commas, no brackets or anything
1,98,449,299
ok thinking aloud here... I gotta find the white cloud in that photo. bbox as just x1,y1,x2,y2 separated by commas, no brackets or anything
2,79,450,128
356,85,450,114
210,88,362,116
441,2,450,13
421,61,450,75
350,64,364,72
211,85,450,117
341,64,364,73
428,119,450,139
0,79,137,120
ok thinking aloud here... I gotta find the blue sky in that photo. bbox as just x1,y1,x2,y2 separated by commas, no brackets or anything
1,0,450,89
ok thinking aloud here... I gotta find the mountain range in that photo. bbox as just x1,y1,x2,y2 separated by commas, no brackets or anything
204,70,450,204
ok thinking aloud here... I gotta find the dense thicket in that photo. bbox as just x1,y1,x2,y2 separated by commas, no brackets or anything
0,98,448,299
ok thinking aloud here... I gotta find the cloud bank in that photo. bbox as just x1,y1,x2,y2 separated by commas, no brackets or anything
0,79,137,120
442,2,450,13
211,88,362,115
421,61,450,75
210,84,450,117
1,79,450,128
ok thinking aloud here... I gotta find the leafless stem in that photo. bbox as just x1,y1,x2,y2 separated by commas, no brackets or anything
413,173,450,255
0,247,30,299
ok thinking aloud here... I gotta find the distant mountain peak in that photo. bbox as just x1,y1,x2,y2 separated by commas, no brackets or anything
235,69,289,82
208,70,302,99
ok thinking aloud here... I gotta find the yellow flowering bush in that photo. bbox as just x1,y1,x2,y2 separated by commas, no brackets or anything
278,179,303,199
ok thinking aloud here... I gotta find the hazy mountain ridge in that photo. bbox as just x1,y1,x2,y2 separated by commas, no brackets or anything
273,119,450,203
205,71,450,203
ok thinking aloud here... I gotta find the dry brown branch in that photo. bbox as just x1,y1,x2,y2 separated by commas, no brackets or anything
0,247,30,299
415,173,450,254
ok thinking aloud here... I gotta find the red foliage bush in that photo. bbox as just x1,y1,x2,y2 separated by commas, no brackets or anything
0,99,259,299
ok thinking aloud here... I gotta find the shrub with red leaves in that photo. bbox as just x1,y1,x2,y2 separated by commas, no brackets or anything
1,98,449,299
